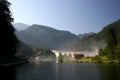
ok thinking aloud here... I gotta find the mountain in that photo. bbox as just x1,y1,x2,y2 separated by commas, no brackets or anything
16,24,79,50
13,23,29,31
78,32,95,39
74,19,120,52
13,23,35,59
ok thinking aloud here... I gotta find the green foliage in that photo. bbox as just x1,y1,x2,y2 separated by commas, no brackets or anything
100,55,110,61
74,20,120,63
31,46,55,56
74,20,120,52
92,55,102,63
103,28,117,61
0,0,19,56
98,49,105,56
98,20,120,39
58,52,63,63
115,45,120,61
106,28,117,48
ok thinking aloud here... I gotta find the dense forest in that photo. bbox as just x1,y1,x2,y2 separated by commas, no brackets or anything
98,24,120,62
74,20,120,53
0,0,19,56
74,20,120,63
30,46,56,59
0,0,23,64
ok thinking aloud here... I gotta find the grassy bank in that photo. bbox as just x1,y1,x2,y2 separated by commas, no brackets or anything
64,57,120,64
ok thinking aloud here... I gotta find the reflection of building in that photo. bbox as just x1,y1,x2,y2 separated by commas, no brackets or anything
73,54,84,60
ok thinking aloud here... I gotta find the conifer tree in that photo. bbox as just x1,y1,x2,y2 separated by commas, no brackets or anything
58,52,63,63
104,28,117,60
0,0,19,57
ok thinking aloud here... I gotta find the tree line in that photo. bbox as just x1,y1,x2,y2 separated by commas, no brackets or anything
96,27,120,63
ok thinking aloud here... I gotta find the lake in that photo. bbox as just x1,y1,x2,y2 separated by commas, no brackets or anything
0,61,120,80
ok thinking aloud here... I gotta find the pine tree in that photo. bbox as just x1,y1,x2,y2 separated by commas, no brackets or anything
115,45,120,61
104,28,117,61
58,52,63,63
0,0,19,57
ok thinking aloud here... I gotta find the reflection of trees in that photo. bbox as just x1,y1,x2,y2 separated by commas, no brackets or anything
101,64,120,80
0,66,16,80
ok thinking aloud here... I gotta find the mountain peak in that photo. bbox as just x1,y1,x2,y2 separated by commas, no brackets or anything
13,23,29,31
31,24,57,30
16,24,79,50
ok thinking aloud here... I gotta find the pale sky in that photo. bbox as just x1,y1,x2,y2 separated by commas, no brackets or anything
9,0,120,34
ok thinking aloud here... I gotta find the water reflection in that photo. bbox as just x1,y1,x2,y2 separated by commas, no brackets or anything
16,61,57,80
16,62,119,80
55,63,102,80
0,65,16,80
101,64,120,80
1,62,120,80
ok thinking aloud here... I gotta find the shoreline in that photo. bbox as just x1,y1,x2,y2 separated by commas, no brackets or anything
0,56,28,67
0,60,28,67
63,59,120,64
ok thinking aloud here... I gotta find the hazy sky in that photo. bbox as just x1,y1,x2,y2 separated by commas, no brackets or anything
9,0,120,34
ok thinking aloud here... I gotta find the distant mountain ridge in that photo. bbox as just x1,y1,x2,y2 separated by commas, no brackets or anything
14,19,120,52
13,23,29,31
15,24,79,50
78,32,95,39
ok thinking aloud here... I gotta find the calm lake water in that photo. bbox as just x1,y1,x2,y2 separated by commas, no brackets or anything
0,61,120,80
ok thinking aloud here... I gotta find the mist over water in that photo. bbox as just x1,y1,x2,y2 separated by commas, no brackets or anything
29,55,56,62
